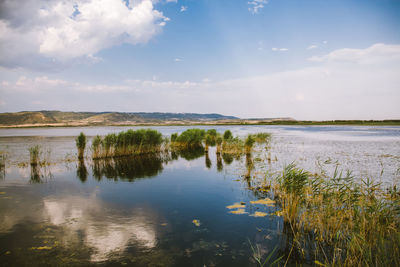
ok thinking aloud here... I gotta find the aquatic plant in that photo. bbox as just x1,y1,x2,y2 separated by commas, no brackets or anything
271,163,400,266
248,241,282,267
90,129,163,158
222,137,244,155
171,128,205,149
76,132,86,159
216,135,223,154
29,145,41,166
252,132,271,144
170,133,178,142
204,134,213,152
91,135,102,159
244,135,255,154
223,130,233,140
0,152,6,168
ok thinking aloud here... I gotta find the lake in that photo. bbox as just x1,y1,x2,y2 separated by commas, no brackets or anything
0,125,399,266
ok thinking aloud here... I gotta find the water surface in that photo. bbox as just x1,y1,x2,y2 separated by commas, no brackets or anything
0,125,399,266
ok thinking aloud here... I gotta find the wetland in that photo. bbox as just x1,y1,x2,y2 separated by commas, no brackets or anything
0,125,399,266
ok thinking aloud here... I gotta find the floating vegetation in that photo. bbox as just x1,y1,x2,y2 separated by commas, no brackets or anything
229,209,248,215
192,219,201,227
250,212,268,217
226,202,246,209
30,246,52,250
250,198,275,206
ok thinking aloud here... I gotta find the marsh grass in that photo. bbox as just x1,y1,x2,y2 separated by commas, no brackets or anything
29,145,41,166
271,163,400,266
90,129,163,159
170,128,205,149
76,132,86,159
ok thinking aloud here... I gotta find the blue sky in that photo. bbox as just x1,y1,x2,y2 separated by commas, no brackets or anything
0,0,399,119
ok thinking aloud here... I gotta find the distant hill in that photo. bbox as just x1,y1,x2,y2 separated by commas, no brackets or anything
0,111,239,127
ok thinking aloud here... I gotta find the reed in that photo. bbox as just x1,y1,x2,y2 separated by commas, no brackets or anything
222,137,244,155
91,135,102,159
216,135,223,154
271,163,400,266
76,132,86,159
90,129,163,159
29,145,41,166
171,128,205,149
223,130,233,140
204,134,213,152
245,135,255,154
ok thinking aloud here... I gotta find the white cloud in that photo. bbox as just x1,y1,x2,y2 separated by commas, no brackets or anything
309,43,400,64
272,47,288,52
180,6,188,12
248,0,268,14
307,44,318,50
174,58,182,62
1,43,399,120
0,0,169,69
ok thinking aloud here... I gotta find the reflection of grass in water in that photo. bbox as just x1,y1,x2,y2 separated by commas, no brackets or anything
0,152,6,179
77,159,88,183
173,147,205,161
92,154,165,181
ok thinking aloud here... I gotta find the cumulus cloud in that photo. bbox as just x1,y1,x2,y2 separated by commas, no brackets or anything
248,0,268,14
0,0,169,69
180,6,188,12
307,44,318,50
309,43,400,64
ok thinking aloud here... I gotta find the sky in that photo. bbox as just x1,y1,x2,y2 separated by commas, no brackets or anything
0,0,399,120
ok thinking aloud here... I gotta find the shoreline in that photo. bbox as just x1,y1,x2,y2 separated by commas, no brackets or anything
1,120,400,129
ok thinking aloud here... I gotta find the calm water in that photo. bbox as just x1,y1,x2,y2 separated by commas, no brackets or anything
0,125,399,266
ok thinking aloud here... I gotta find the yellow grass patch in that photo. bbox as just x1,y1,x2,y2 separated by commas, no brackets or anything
250,211,268,217
229,209,248,215
192,219,201,227
226,202,245,209
250,198,275,206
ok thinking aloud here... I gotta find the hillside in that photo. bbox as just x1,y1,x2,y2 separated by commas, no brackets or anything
0,111,240,127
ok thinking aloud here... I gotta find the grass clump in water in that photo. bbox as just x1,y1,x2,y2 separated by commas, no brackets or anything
271,163,400,266
171,128,205,149
90,129,163,159
76,132,86,159
29,145,41,166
